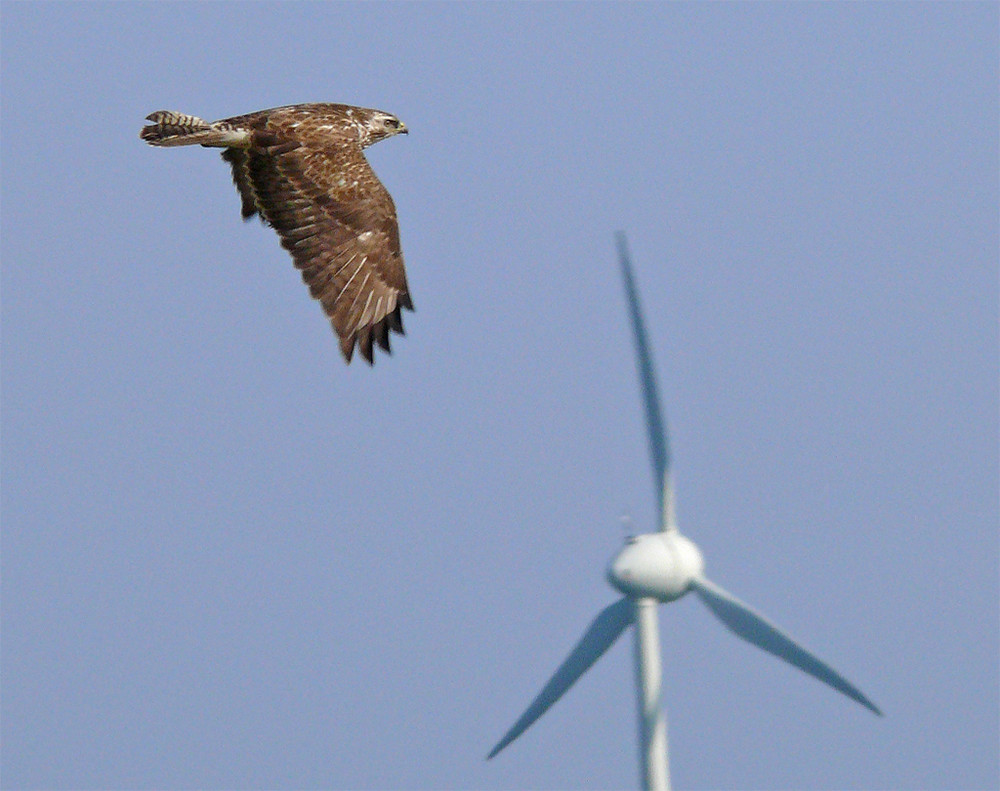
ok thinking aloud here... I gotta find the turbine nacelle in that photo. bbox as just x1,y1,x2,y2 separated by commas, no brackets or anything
608,531,704,602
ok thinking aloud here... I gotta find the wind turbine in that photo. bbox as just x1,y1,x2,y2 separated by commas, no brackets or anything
487,233,881,790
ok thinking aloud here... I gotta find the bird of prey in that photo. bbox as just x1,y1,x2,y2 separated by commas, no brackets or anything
140,103,413,364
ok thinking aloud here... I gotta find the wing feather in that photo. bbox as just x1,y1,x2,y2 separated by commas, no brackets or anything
221,148,259,221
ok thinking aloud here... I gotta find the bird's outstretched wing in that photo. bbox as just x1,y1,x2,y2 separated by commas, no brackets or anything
221,107,412,364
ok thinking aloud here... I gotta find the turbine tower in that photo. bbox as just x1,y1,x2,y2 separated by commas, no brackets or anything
487,233,881,790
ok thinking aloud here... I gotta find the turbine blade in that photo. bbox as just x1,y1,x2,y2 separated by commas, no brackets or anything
691,577,882,716
487,598,634,760
616,232,675,531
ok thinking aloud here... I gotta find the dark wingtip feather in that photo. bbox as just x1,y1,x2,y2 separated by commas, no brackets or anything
389,307,405,335
357,328,374,365
374,320,391,353
339,332,355,364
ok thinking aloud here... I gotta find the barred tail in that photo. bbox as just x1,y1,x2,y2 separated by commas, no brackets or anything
140,110,248,148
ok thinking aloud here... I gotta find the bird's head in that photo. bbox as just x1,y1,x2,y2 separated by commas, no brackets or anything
359,109,408,147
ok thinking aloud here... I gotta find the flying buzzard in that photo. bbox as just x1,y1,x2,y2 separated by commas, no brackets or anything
140,103,413,364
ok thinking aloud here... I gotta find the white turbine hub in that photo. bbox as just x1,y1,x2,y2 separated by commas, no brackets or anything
607,531,705,602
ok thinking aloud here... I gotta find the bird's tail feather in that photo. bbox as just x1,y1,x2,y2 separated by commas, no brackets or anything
140,111,248,148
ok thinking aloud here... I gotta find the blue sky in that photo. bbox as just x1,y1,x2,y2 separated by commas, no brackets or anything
2,3,997,789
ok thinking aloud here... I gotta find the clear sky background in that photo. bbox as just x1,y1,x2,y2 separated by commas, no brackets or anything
2,3,997,790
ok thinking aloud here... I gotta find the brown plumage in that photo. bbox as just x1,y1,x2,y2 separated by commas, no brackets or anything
140,104,413,364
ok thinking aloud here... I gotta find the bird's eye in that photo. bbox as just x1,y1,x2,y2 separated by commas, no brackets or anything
383,118,398,128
